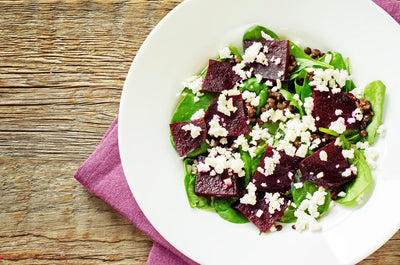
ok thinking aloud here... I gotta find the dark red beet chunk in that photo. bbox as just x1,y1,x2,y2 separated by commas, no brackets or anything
235,192,289,232
252,146,302,194
312,90,360,131
204,94,250,137
243,40,290,81
299,142,356,192
169,119,206,157
201,59,240,93
195,156,242,197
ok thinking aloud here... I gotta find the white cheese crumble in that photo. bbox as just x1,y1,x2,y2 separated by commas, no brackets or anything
208,115,228,138
341,168,352,177
319,150,328,161
335,109,343,116
264,192,285,214
377,124,385,136
337,191,347,197
190,109,205,120
316,172,324,179
240,182,257,205
243,42,263,63
352,108,363,121
218,47,233,59
261,31,274,40
257,149,281,177
294,187,327,232
183,76,204,101
342,148,354,159
217,94,237,116
364,147,379,169
308,68,351,92
255,209,264,218
329,117,346,134
181,123,202,138
294,182,303,189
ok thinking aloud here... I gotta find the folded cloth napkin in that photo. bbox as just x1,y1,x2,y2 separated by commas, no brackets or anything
74,2,399,264
74,117,197,265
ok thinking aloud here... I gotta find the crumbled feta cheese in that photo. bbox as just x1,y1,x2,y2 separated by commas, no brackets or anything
329,117,346,134
350,87,364,99
324,53,332,64
183,76,204,100
257,149,281,176
377,124,385,136
303,97,314,116
352,108,363,121
264,192,285,214
316,172,324,178
335,109,343,116
217,94,237,116
255,209,264,218
364,147,379,169
334,137,343,147
240,182,257,205
337,191,347,197
342,148,354,159
319,150,328,161
355,141,369,150
293,187,327,232
243,42,263,63
296,144,308,158
341,168,352,177
218,47,232,59
294,182,303,189
261,31,274,40
208,115,228,138
182,123,202,138
190,109,205,120
233,135,250,152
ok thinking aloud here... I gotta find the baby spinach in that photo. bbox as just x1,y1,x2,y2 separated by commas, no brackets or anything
184,158,213,210
363,80,386,145
279,88,304,116
242,25,280,47
229,45,243,60
214,197,249,224
336,149,373,205
170,88,216,123
289,42,333,80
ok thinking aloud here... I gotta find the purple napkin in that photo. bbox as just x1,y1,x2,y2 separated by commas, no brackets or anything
74,2,399,264
74,117,197,264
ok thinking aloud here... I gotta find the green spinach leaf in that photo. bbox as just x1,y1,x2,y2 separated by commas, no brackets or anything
214,197,249,224
242,25,280,47
363,80,386,145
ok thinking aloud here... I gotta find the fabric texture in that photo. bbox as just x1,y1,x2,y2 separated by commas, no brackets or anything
74,2,399,264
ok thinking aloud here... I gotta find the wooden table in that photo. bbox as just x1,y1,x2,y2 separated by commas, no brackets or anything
0,1,398,264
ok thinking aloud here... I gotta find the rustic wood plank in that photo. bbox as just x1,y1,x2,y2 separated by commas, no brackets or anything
0,0,398,264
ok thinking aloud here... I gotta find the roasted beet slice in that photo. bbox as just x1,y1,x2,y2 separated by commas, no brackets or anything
312,90,360,131
201,59,240,93
243,40,290,81
235,191,289,232
252,146,302,194
169,119,207,157
195,156,242,197
299,142,356,192
204,94,250,137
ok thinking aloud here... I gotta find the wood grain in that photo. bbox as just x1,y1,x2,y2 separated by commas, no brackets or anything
0,1,398,264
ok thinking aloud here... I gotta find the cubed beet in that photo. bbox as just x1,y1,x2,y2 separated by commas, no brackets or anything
243,40,290,81
204,94,250,137
299,142,356,192
169,119,207,157
194,156,242,197
201,59,240,93
235,192,289,232
252,146,302,194
312,90,360,131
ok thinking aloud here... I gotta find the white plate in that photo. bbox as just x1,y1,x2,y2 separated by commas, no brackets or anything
119,0,400,264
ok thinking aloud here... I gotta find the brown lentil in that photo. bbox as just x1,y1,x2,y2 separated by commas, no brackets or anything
360,130,368,138
304,47,312,55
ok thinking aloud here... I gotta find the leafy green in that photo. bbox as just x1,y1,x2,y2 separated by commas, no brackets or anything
289,41,333,80
183,159,213,210
363,80,386,145
170,88,216,123
229,45,243,60
241,77,269,94
279,205,296,223
214,197,249,224
279,88,304,116
242,25,280,47
336,149,373,205
318,127,339,137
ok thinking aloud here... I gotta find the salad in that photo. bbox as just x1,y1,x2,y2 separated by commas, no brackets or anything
169,25,385,233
